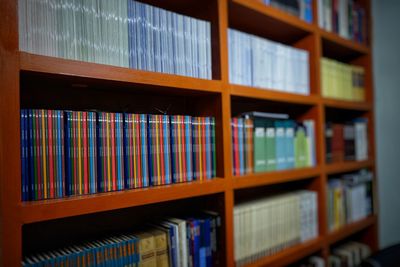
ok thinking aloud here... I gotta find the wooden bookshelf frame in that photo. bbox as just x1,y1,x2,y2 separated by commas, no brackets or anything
0,0,377,266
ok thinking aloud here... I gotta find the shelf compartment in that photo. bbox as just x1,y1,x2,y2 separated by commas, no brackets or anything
241,237,324,267
325,159,374,175
232,167,321,190
19,52,223,94
327,215,377,245
319,29,370,61
229,0,315,45
323,98,372,112
19,178,226,224
230,84,319,106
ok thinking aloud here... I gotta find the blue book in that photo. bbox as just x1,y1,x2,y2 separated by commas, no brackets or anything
65,111,72,196
140,114,149,187
28,110,34,200
188,219,201,267
96,113,104,192
57,110,64,198
199,218,212,267
285,120,296,169
123,114,130,189
115,114,122,191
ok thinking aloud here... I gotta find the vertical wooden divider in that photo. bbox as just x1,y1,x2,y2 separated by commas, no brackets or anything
0,0,22,266
215,0,235,265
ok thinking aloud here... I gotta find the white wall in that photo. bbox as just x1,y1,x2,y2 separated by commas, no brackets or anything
373,0,400,249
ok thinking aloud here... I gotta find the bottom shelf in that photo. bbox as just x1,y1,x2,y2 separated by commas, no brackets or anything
241,237,324,267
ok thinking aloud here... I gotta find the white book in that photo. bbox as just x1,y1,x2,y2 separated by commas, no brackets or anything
318,0,325,28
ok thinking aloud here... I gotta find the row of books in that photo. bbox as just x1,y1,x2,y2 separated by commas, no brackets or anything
228,29,310,95
325,119,368,164
317,0,368,44
263,0,313,23
18,0,212,79
234,190,318,266
231,112,316,176
22,212,221,267
328,241,371,267
327,169,373,231
321,58,366,101
20,110,216,201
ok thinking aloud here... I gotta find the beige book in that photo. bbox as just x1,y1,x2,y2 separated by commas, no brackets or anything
149,229,169,267
136,232,157,267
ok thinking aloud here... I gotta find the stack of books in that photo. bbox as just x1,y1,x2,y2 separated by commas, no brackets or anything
327,169,373,231
318,0,368,44
18,0,212,79
321,58,365,101
22,212,221,267
325,119,368,164
228,29,310,95
292,256,325,267
231,112,316,176
20,109,216,201
234,190,318,266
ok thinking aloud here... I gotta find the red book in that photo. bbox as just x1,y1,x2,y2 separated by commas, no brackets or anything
136,115,142,188
159,115,166,185
201,117,207,179
73,112,78,194
181,116,187,183
332,123,344,163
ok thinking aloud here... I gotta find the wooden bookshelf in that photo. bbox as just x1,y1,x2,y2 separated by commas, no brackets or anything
0,0,378,266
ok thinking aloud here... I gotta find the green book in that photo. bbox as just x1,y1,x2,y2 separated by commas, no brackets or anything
253,117,266,173
265,119,276,171
294,124,307,168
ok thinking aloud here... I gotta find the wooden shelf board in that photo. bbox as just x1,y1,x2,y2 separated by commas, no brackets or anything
233,167,321,190
327,215,377,245
241,237,324,267
230,84,319,106
19,52,222,94
325,160,374,175
229,0,314,44
323,98,372,111
19,178,226,224
319,29,369,60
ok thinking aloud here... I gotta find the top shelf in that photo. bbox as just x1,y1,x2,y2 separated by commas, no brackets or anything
229,0,369,57
229,0,314,44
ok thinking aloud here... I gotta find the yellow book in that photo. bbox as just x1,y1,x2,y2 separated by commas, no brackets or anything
136,232,157,267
